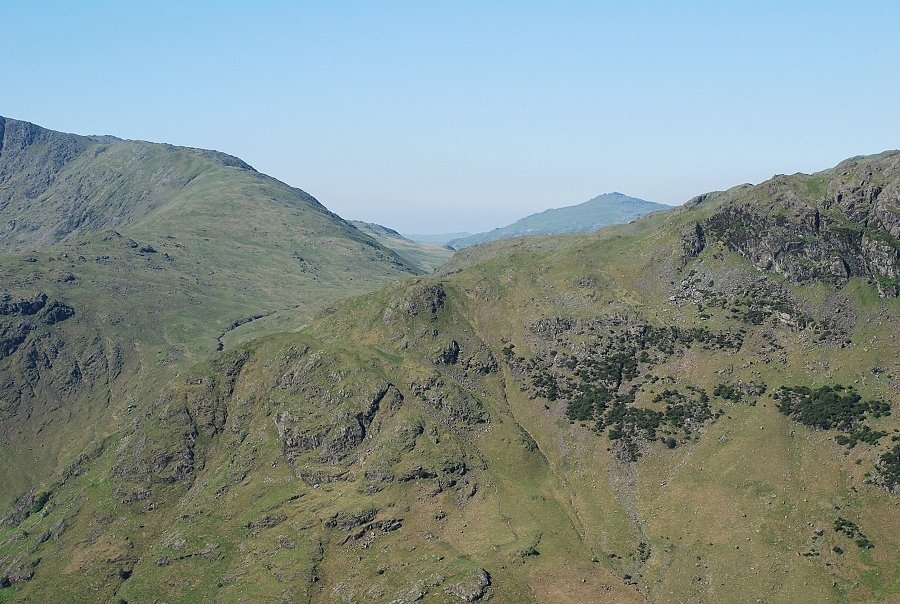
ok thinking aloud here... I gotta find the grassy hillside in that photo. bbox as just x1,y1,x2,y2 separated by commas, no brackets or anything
350,221,454,273
2,152,897,602
0,117,421,512
448,192,669,248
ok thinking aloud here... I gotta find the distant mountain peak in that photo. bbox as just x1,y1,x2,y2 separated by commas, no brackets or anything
448,192,668,248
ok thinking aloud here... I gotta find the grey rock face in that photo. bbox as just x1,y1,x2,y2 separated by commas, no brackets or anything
445,569,491,601
0,320,35,357
407,284,446,318
435,340,460,364
42,300,75,325
703,153,900,296
2,490,37,527
680,222,706,265
274,383,404,468
0,292,48,316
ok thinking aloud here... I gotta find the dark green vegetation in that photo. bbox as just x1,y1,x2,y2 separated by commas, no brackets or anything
833,518,875,550
1,118,899,603
447,192,668,248
777,385,891,448
528,320,739,460
871,444,900,493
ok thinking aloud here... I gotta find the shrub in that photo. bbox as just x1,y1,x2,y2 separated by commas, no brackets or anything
713,383,741,402
29,491,50,515
873,444,900,493
776,385,889,432
833,517,874,548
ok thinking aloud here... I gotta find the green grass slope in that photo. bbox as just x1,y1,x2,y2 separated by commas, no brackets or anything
350,221,454,273
0,117,421,512
2,152,898,602
448,192,669,248
404,232,473,246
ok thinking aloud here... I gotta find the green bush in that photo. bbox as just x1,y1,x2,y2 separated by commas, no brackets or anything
834,516,874,548
713,383,741,402
29,491,50,515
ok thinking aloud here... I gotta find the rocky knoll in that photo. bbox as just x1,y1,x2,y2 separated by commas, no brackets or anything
695,152,900,296
0,291,75,357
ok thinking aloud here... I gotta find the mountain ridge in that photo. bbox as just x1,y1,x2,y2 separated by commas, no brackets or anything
0,116,364,252
447,192,669,248
0,126,898,602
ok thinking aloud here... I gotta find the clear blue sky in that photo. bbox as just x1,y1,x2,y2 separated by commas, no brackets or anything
2,1,899,233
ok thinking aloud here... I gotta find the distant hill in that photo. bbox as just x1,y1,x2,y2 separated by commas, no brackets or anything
403,232,473,246
448,192,668,248
350,220,454,272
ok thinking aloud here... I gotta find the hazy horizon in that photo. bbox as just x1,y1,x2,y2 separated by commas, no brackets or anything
3,2,899,232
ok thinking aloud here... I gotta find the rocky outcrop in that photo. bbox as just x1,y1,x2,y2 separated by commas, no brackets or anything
320,384,399,463
2,490,38,527
435,340,460,364
703,153,900,296
410,375,486,426
0,292,47,315
680,222,706,266
325,508,377,530
463,349,498,375
274,413,327,454
110,352,248,488
529,316,574,339
42,300,75,325
387,283,447,322
275,384,403,465
445,569,491,602
1,292,74,322
2,558,41,585
35,519,66,544
0,320,35,357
